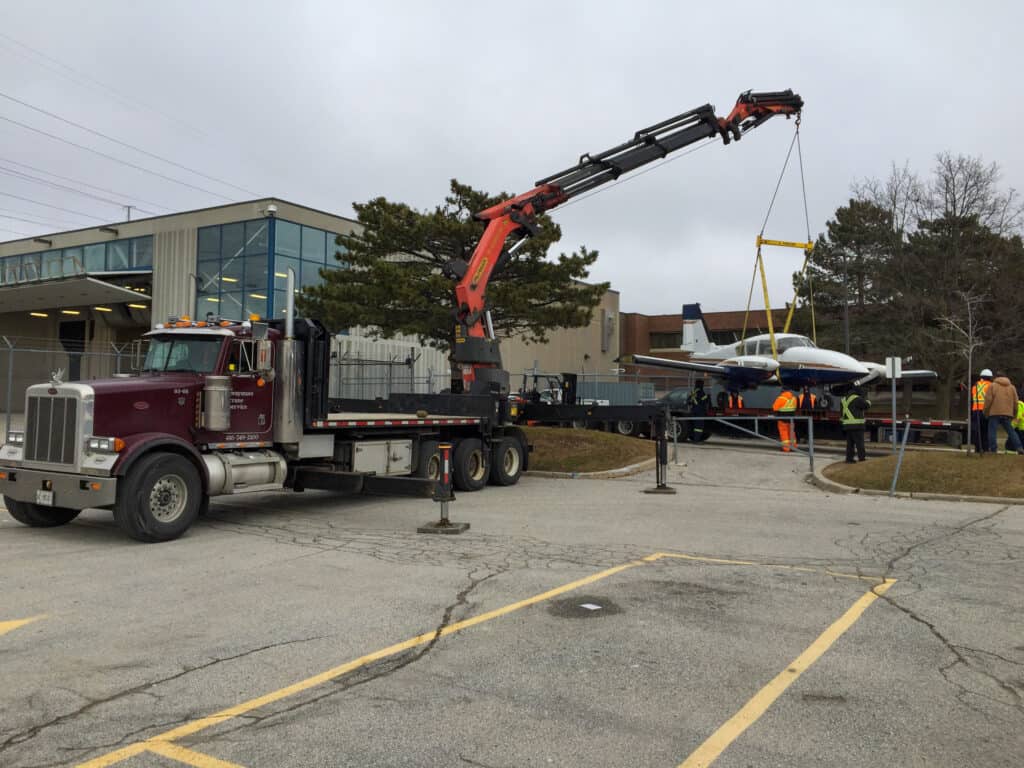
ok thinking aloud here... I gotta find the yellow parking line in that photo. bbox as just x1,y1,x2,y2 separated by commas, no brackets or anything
678,579,896,768
146,741,247,768
76,559,646,767
0,614,46,638
649,552,882,582
76,553,891,768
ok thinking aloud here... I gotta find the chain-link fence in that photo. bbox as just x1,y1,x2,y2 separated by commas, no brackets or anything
1,336,149,435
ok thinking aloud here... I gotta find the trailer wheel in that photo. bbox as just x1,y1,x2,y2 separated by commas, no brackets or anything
416,439,441,480
113,452,201,542
4,497,81,527
489,438,524,486
453,439,489,492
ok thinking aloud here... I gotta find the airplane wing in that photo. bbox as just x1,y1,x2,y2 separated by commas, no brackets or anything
857,363,939,386
618,354,778,389
618,354,732,376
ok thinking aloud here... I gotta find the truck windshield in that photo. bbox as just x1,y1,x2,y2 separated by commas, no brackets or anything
143,336,223,373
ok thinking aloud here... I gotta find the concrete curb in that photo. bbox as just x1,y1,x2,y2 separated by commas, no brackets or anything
527,458,657,480
809,461,1024,505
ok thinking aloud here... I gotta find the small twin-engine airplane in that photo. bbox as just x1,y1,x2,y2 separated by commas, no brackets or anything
619,304,935,391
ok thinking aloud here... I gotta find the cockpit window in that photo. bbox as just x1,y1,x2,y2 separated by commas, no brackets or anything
777,337,816,352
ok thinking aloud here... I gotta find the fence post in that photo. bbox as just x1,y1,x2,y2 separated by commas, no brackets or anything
3,336,13,438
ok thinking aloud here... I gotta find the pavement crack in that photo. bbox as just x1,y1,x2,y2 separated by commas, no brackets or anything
0,635,327,758
205,568,506,740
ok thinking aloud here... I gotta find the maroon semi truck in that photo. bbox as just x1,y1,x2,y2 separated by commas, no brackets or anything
0,278,529,542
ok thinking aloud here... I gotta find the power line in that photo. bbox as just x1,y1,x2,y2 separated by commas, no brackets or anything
0,155,172,211
0,90,260,197
0,225,32,237
0,206,80,229
0,31,211,140
0,165,158,216
0,211,79,229
0,191,107,221
0,112,237,201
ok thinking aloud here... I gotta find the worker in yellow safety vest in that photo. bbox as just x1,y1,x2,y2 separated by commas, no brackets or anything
772,387,798,452
1010,395,1024,452
971,369,993,453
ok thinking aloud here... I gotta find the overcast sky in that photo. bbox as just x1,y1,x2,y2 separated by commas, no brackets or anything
2,1,1022,316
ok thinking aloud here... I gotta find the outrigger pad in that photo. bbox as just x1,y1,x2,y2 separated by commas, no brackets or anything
417,521,471,535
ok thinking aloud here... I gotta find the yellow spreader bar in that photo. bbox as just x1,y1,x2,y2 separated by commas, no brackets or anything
756,235,814,251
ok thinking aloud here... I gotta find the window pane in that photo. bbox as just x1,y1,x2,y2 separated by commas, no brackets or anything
272,289,287,318
41,251,62,279
243,292,270,320
274,256,300,290
84,244,105,271
220,291,244,319
301,227,325,263
275,220,300,258
198,226,220,260
197,260,220,298
301,259,323,289
131,236,153,268
22,253,40,281
0,256,19,285
244,221,268,257
108,241,129,270
221,222,244,261
63,247,84,276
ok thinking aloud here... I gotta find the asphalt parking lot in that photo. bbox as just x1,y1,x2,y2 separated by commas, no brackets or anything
1,445,1022,767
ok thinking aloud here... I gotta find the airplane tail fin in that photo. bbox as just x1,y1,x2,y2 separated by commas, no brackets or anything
682,303,713,353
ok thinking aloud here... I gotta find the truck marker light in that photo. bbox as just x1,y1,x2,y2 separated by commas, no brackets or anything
256,378,266,387
0,471,7,480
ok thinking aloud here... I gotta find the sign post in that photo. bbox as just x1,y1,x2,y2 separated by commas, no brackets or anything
886,357,902,452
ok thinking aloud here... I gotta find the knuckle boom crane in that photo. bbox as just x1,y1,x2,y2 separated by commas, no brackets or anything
446,89,803,395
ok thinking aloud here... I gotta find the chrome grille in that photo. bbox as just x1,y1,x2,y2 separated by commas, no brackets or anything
24,395,78,465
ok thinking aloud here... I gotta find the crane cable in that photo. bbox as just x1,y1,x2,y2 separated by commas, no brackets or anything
739,115,816,355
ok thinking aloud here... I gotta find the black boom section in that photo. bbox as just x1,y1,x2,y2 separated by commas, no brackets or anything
536,105,721,201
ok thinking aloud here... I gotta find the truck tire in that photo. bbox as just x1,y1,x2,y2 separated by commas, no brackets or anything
4,497,81,527
613,420,639,437
668,418,686,441
113,452,201,542
489,438,524,486
416,439,441,480
453,438,489,492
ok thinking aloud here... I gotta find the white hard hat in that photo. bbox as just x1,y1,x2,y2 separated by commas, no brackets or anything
980,368,993,378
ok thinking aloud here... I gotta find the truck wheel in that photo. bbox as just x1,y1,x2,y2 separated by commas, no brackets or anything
453,438,489,492
4,497,81,527
113,452,201,542
668,419,685,441
613,420,638,437
489,438,524,486
416,440,441,480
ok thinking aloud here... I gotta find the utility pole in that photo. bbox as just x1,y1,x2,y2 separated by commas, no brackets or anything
124,205,134,221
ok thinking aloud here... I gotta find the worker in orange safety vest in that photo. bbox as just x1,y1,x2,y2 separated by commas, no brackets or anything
971,369,993,453
772,387,798,452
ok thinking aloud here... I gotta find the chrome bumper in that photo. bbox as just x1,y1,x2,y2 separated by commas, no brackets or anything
0,467,118,510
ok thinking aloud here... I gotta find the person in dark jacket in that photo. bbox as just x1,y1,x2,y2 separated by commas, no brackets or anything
840,386,871,463
687,380,711,443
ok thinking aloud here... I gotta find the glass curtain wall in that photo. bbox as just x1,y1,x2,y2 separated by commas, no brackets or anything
195,218,346,321
0,236,153,285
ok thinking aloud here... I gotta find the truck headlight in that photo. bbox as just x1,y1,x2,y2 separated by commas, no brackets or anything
86,436,124,453
5,431,24,445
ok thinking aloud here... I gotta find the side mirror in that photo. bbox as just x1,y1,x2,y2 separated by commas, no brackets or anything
256,339,274,373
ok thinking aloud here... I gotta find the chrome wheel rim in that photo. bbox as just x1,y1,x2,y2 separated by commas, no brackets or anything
617,421,634,435
502,445,520,477
469,449,486,482
149,474,187,523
